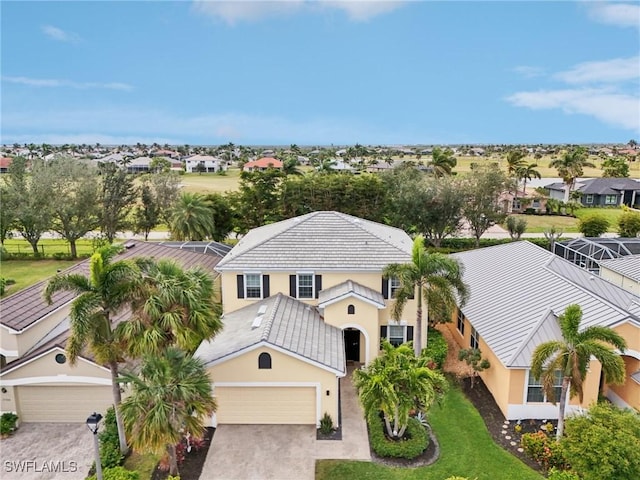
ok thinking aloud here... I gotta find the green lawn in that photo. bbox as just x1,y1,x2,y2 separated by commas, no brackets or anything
316,387,542,480
1,259,81,296
123,451,160,480
180,169,242,193
3,238,98,257
507,207,625,233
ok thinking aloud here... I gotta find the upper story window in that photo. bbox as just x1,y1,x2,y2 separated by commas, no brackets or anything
258,352,272,369
297,273,314,299
347,304,355,315
245,274,262,298
389,277,401,298
527,370,562,402
380,324,414,348
456,308,465,336
470,327,479,349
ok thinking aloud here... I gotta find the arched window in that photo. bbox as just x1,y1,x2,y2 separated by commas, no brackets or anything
258,352,272,369
347,304,355,315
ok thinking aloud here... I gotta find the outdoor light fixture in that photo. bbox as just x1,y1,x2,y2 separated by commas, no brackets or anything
86,412,103,480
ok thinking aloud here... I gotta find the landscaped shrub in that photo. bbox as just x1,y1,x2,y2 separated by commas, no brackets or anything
422,328,448,369
87,466,140,480
435,237,551,253
319,412,335,435
520,431,567,472
0,277,6,296
578,214,609,237
367,416,427,460
99,407,124,469
547,468,580,480
0,412,19,436
618,210,640,237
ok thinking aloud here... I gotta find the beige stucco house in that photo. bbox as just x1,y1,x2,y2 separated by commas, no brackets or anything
0,242,227,422
195,211,418,426
447,241,640,420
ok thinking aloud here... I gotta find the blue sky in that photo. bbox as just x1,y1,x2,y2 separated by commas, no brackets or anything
1,1,638,146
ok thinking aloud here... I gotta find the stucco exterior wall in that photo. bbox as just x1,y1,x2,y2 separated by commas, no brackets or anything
1,349,111,382
2,306,70,360
323,298,379,365
613,322,640,353
207,347,340,424
600,268,640,296
608,356,640,410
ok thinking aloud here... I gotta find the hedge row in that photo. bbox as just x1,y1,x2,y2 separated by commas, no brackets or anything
368,416,428,460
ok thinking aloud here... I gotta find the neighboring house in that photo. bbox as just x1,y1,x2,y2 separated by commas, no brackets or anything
242,157,283,172
447,241,640,420
499,190,547,214
554,237,640,274
126,156,152,173
545,178,640,207
0,242,226,422
195,211,418,427
184,155,226,173
0,157,12,173
599,255,640,296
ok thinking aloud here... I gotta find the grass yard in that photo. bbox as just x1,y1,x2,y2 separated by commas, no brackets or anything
123,451,161,480
1,259,80,296
180,169,242,193
315,387,542,480
3,238,98,257
507,207,624,233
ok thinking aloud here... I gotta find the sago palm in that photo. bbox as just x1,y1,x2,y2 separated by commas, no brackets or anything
384,235,468,356
116,259,222,357
44,245,151,454
531,304,626,440
118,348,216,477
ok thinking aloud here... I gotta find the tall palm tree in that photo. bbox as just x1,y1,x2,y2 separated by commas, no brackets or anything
353,340,447,439
505,150,527,194
118,349,216,477
44,246,151,454
116,259,222,358
531,304,626,440
516,162,542,198
384,235,469,356
549,147,595,202
169,192,214,241
428,147,457,177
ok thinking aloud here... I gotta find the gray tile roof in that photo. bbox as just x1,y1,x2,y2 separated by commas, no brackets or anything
318,280,385,308
216,211,412,271
0,242,224,332
452,241,640,368
599,255,640,283
195,293,345,374
579,178,640,195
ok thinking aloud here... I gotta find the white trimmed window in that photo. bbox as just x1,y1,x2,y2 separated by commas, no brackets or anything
470,327,479,349
585,194,594,204
605,195,617,205
297,273,314,299
456,309,465,336
389,277,401,298
245,273,262,299
388,325,406,347
527,370,563,403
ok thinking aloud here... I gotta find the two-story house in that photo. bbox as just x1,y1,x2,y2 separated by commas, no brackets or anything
194,211,418,427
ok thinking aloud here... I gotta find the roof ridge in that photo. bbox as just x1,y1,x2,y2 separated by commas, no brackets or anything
336,211,411,255
507,308,557,367
262,293,282,340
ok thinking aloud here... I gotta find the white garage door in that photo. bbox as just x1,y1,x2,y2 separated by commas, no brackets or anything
214,386,316,424
17,386,113,423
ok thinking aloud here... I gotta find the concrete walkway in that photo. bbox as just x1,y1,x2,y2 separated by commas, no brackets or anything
201,369,370,479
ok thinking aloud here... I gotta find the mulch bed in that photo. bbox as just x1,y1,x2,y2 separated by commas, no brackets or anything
151,428,215,480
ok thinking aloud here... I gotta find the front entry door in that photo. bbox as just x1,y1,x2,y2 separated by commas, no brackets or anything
344,328,360,362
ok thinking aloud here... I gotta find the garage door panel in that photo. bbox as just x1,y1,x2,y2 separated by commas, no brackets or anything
215,386,315,424
18,386,113,423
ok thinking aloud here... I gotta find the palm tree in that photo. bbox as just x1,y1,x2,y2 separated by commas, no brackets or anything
516,162,542,198
531,304,626,440
428,147,457,177
505,150,527,194
169,192,214,241
282,157,303,176
549,147,595,202
118,348,216,477
384,235,469,356
44,246,151,454
116,259,222,358
353,340,447,439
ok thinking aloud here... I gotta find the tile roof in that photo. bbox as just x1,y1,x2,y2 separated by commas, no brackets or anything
318,280,385,308
579,178,640,195
244,157,283,168
195,293,345,374
0,157,12,169
599,255,640,283
0,241,223,332
452,241,640,368
216,211,412,271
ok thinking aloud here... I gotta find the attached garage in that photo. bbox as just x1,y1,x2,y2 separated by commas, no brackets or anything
214,386,317,424
16,385,113,423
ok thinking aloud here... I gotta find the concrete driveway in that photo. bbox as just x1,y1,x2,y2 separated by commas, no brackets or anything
201,370,370,480
0,423,94,480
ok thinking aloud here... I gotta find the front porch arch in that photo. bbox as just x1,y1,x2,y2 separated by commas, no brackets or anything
341,324,370,366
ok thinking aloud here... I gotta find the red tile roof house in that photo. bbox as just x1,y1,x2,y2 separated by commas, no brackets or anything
242,157,283,172
0,157,13,173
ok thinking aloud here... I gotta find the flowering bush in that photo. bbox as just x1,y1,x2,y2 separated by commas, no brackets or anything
520,431,567,472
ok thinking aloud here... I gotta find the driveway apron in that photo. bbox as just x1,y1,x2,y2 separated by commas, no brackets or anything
201,369,370,480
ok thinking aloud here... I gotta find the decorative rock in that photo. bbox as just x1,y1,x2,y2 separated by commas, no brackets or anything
517,448,524,453
501,430,507,434
505,435,511,440
504,420,510,425
510,441,517,446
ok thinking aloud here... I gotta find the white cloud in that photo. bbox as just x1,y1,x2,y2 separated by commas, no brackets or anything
2,76,133,92
191,0,405,24
584,2,640,29
41,25,81,43
505,88,639,132
512,66,545,78
554,56,640,84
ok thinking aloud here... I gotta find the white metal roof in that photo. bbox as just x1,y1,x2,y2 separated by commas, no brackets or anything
599,255,640,283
